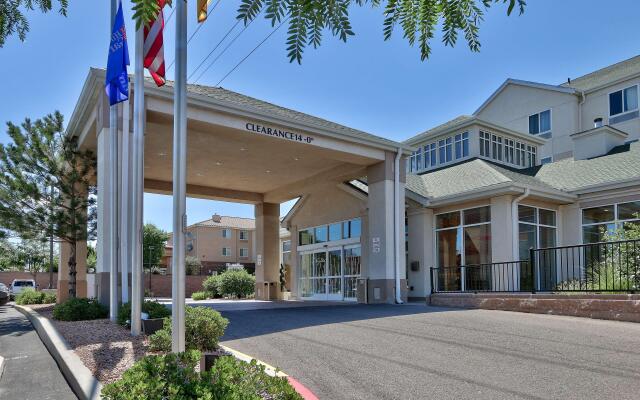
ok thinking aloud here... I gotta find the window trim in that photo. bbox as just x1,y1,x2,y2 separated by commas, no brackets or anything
239,247,249,258
608,84,639,118
239,230,249,241
528,109,552,135
222,228,231,239
222,247,232,256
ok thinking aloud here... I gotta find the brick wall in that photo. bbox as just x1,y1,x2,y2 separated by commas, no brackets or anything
143,274,207,298
429,293,640,323
0,271,58,289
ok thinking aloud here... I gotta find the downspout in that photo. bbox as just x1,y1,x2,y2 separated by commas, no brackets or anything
512,188,530,260
394,148,404,304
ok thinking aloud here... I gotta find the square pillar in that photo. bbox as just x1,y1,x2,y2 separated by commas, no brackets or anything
57,240,88,302
255,203,281,300
95,127,113,305
407,208,434,298
490,195,517,290
365,152,407,304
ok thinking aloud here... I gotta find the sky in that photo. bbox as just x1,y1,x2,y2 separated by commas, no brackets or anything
1,0,639,232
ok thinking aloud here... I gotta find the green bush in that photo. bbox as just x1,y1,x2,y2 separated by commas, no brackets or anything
148,325,172,352
148,306,228,353
217,268,255,298
15,288,45,305
42,292,56,304
101,350,303,400
117,300,171,326
202,274,222,297
52,298,108,321
191,291,208,301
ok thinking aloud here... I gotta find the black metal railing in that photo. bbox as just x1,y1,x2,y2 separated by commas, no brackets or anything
431,239,640,294
431,261,531,293
531,238,640,293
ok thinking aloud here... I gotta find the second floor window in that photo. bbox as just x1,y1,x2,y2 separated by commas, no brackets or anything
239,248,249,258
222,229,231,238
239,230,248,240
609,85,638,116
529,109,551,135
222,247,231,256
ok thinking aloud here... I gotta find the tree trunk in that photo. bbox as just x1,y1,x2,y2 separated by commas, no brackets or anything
68,241,77,298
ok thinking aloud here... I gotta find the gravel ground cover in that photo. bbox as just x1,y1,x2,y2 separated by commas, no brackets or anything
26,304,149,384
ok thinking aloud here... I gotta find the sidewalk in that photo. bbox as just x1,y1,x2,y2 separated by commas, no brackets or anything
0,305,76,400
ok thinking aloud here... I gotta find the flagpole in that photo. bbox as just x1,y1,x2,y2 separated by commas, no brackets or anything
131,24,145,336
109,0,120,322
171,0,187,353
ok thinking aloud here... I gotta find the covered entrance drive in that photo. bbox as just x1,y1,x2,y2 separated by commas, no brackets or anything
64,68,411,309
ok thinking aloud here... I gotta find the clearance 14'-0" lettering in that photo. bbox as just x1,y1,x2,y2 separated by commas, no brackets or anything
245,122,314,144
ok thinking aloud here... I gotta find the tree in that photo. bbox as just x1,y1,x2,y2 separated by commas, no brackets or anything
0,112,96,298
133,0,525,62
87,243,97,273
0,0,68,47
185,256,201,276
143,223,169,271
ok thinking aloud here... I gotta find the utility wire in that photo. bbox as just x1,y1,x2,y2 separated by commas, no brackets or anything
215,18,288,87
164,6,176,25
187,19,242,81
166,0,222,73
191,17,257,83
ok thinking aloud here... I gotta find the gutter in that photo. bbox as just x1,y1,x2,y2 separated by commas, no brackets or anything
394,148,403,304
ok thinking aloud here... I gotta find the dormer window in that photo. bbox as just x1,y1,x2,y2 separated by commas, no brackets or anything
480,130,537,168
529,109,551,136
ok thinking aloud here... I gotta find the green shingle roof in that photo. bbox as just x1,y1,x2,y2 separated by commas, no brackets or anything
562,55,640,92
404,115,473,145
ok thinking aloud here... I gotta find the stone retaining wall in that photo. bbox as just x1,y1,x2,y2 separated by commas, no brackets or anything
429,293,640,323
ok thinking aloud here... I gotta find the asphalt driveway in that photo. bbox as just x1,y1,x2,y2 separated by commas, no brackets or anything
219,303,640,400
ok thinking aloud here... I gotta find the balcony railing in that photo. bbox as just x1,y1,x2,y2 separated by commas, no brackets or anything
431,239,640,294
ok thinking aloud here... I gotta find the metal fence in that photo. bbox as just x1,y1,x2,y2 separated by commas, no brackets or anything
431,238,640,294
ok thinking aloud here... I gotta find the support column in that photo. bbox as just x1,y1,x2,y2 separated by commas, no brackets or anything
95,126,115,305
491,195,516,290
57,241,88,302
255,203,280,300
407,208,434,298
366,152,407,304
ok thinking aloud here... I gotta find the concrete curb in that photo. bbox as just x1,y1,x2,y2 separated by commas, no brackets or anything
14,305,103,400
220,344,319,400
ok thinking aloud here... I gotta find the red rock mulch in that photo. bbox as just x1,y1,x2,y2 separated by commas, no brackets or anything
27,304,150,385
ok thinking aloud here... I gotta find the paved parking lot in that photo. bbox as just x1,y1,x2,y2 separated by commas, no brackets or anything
218,303,640,400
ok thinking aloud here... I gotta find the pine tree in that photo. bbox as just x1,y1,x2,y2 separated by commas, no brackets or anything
0,111,96,298
0,0,68,46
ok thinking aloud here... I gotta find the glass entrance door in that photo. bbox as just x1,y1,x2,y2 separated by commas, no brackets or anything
299,245,361,301
326,248,343,300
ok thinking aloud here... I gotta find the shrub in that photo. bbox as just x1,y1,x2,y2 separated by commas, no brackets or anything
15,288,45,305
185,256,201,276
117,300,171,326
101,351,303,400
217,268,255,298
42,292,56,304
191,291,208,301
148,306,228,352
202,274,221,297
52,298,108,321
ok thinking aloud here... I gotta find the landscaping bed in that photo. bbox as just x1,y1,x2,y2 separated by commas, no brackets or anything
25,304,148,384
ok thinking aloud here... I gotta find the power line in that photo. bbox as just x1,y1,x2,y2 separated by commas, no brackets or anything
191,18,257,83
166,0,222,73
215,18,288,87
187,19,241,81
164,6,176,25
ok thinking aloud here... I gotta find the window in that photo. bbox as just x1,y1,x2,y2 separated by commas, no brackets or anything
315,225,328,243
282,240,291,252
329,223,342,241
519,206,557,290
222,229,231,238
239,248,249,258
222,247,231,256
343,218,361,239
435,206,492,291
445,137,452,162
609,86,638,116
529,110,551,135
582,201,640,243
438,139,445,164
299,228,315,245
239,230,248,240
454,132,469,159
415,147,422,170
491,134,503,161
410,151,416,172
480,131,490,157
540,156,552,165
480,130,536,168
426,143,436,168
505,139,515,164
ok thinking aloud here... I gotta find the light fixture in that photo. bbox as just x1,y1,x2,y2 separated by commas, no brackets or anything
265,170,271,173
215,161,223,166
240,147,247,151
158,152,167,157
294,157,300,161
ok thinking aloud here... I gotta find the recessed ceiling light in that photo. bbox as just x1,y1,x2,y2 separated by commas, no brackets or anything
240,147,247,151
158,152,167,157
265,170,271,173
196,172,204,177
215,161,223,166
294,157,300,161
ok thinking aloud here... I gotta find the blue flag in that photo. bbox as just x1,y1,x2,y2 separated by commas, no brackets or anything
105,1,130,106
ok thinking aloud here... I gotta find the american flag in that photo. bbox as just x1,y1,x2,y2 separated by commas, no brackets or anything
144,0,166,87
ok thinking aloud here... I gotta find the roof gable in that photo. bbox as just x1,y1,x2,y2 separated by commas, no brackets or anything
474,79,575,116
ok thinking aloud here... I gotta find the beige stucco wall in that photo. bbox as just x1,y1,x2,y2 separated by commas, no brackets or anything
187,225,254,264
406,207,434,297
581,76,640,142
476,84,579,161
